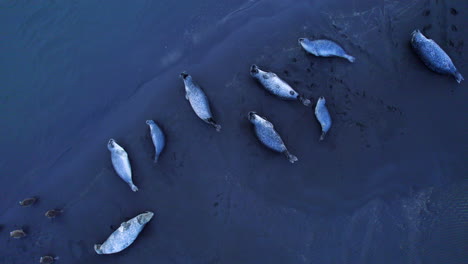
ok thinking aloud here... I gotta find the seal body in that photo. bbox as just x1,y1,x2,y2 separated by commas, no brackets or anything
45,209,63,218
248,112,298,163
94,211,154,254
19,197,37,206
411,30,464,83
10,229,26,238
180,72,221,131
40,256,59,264
107,139,138,192
299,38,355,62
146,120,165,163
250,65,311,106
315,97,332,141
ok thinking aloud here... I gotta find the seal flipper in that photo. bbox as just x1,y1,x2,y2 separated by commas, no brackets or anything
94,244,103,254
319,131,327,141
298,95,311,106
129,183,139,192
206,118,221,132
343,54,355,63
283,150,298,164
454,71,464,83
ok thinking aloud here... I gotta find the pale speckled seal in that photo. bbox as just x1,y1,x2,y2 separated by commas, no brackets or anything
248,111,298,163
94,211,154,254
315,97,332,141
250,65,311,106
299,38,355,62
146,120,166,163
107,139,138,192
180,72,222,131
411,30,464,83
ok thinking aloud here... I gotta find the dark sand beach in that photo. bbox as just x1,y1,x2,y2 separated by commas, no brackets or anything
0,0,467,263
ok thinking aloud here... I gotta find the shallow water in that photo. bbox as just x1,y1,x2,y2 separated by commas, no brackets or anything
1,0,467,263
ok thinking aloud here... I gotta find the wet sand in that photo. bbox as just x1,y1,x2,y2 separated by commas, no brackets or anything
0,0,467,263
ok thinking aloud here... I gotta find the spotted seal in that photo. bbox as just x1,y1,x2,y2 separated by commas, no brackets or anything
248,111,298,163
299,38,355,62
107,139,138,192
146,120,166,163
250,65,311,106
411,30,463,83
315,97,332,141
94,211,154,254
180,72,221,131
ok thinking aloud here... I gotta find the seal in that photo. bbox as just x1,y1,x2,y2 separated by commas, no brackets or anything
107,139,138,192
94,211,154,254
40,256,59,264
315,97,332,141
411,30,464,83
180,72,221,131
248,112,298,163
299,38,355,62
10,229,26,238
250,65,311,106
19,197,37,206
146,120,166,163
45,209,63,219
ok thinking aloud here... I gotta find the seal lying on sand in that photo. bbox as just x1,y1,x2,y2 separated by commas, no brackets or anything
107,139,138,192
248,112,298,163
250,65,311,106
94,211,154,254
299,38,355,62
411,30,464,83
180,72,221,131
146,120,166,163
314,97,332,141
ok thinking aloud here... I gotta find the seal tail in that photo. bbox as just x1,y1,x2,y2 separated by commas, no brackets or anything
454,71,464,83
130,183,139,192
153,154,159,163
207,118,221,132
54,256,60,260
298,95,311,107
94,244,103,254
344,54,355,63
284,150,298,164
319,131,327,141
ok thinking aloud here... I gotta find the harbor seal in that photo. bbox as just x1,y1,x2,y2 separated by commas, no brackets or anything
299,38,355,62
180,72,222,131
40,256,59,264
250,65,311,106
19,197,37,206
411,30,464,83
107,139,138,192
248,112,298,163
146,120,166,163
315,97,332,141
94,211,154,254
10,229,26,238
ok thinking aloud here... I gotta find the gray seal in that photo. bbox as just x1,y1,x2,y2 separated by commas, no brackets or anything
250,65,311,106
248,112,298,163
94,211,154,254
315,97,332,141
146,120,165,163
411,30,464,83
107,139,138,192
180,72,221,131
40,256,59,264
299,38,355,63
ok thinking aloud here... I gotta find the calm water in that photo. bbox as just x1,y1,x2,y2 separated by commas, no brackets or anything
1,0,467,263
